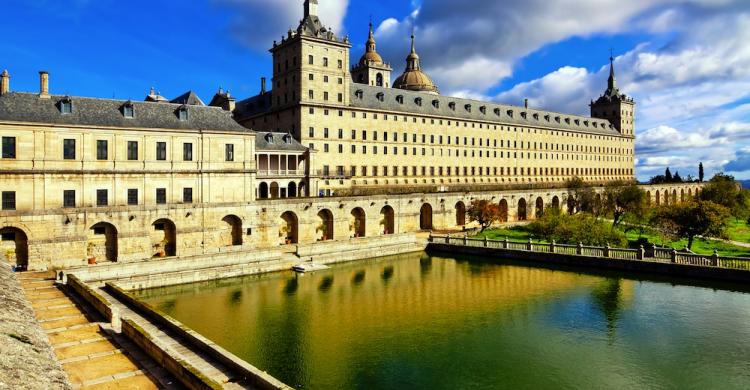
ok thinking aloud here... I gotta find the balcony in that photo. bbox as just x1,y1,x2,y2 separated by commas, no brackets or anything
256,169,306,177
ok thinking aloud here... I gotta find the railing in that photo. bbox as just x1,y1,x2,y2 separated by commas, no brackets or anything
428,234,750,271
256,169,305,177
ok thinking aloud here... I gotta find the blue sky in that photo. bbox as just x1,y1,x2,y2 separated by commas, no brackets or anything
3,0,750,181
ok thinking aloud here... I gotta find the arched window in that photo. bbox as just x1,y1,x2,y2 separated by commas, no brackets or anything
355,89,364,99
376,92,385,102
376,73,384,87
415,97,423,106
432,100,440,108
396,95,404,104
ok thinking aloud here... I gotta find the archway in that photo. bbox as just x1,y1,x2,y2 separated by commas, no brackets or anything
499,199,509,223
376,73,384,87
287,182,297,198
664,191,670,206
551,196,560,210
221,215,243,246
0,227,28,270
680,189,685,202
270,182,280,199
152,219,176,257
655,190,661,206
517,198,527,221
646,191,652,206
317,209,334,241
688,188,693,198
380,206,395,235
259,182,269,199
350,208,366,238
535,197,544,219
89,222,118,262
672,190,678,204
280,211,298,244
419,203,433,230
567,196,576,215
455,201,466,226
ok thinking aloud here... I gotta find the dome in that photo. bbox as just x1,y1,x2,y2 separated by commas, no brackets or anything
359,51,383,66
393,35,439,94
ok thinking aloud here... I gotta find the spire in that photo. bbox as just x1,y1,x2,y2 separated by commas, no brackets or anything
304,0,318,18
406,34,421,70
366,21,376,52
608,55,617,92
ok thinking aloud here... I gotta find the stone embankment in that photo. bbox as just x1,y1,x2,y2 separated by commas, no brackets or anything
0,264,70,390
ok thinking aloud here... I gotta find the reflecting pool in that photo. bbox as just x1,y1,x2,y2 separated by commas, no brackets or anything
135,252,750,389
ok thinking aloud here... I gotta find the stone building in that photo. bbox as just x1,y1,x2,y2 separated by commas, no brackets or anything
234,0,636,197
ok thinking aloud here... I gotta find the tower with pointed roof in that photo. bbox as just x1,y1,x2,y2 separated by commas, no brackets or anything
590,56,635,136
393,34,439,94
352,22,393,87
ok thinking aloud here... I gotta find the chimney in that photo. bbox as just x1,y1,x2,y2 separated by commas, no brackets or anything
260,77,267,95
524,98,528,109
39,71,50,98
0,70,9,96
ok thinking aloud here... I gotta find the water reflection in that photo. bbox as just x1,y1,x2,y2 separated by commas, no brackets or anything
228,289,243,306
381,266,394,283
352,270,366,286
591,278,625,344
318,276,334,292
284,276,299,295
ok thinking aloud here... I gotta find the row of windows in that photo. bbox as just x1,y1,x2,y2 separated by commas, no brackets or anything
0,187,198,210
0,137,236,162
320,165,633,178
305,107,630,142
55,99,188,120
306,129,630,154
274,55,344,74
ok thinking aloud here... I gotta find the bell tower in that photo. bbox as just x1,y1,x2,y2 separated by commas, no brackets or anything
590,56,635,136
352,22,393,87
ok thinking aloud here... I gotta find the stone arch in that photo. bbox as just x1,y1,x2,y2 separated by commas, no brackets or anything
152,219,176,257
380,206,395,235
419,203,433,230
535,197,544,218
270,182,280,199
688,188,693,198
455,201,466,226
655,190,661,206
280,211,298,244
286,182,297,198
317,209,334,241
221,215,243,246
551,196,560,210
664,190,670,206
672,189,678,204
646,191,652,206
680,189,685,202
350,208,366,238
499,199,509,223
517,198,527,221
88,222,118,262
259,182,269,199
376,73,384,87
0,227,28,270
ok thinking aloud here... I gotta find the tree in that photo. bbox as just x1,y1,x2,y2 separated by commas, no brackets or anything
699,162,705,182
699,173,750,221
530,209,627,247
649,175,667,185
467,199,502,232
672,171,683,183
603,181,647,227
651,200,729,249
665,167,673,182
565,177,598,215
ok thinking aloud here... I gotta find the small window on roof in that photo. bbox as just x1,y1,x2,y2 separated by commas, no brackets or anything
432,100,439,108
177,106,189,121
355,90,364,99
479,106,486,114
533,113,539,120
544,114,550,121
265,133,273,142
520,112,527,119
507,109,513,118
283,133,292,143
396,95,404,104
122,102,134,118
376,92,384,102
574,119,580,125
583,120,589,127
494,108,501,116
592,122,598,128
555,116,560,123
448,102,456,111
59,97,73,115
415,97,422,106
565,118,571,124
465,104,472,112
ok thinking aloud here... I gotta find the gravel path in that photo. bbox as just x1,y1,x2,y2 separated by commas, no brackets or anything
0,263,71,390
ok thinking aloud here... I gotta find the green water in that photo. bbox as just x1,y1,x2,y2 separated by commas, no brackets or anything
135,253,750,389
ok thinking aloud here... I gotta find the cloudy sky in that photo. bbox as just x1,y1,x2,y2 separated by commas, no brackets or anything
3,0,750,181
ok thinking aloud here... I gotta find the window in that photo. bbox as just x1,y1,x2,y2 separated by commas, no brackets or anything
96,189,108,207
123,104,134,118
1,191,15,210
177,107,188,121
308,55,314,65
324,75,329,83
127,141,138,160
2,137,16,159
183,143,193,161
323,57,329,67
323,92,329,101
337,59,343,69
156,142,167,161
63,190,75,208
127,189,138,205
63,139,76,160
60,99,72,114
96,140,108,160
183,188,193,203
225,144,234,161
156,188,166,204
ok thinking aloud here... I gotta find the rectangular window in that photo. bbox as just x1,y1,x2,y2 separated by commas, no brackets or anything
1,191,15,210
63,139,76,160
2,137,16,159
156,188,166,204
123,105,134,118
183,143,193,161
337,59,343,69
96,140,108,160
308,55,314,65
225,144,234,161
309,127,315,137
183,188,193,203
127,141,138,160
324,128,329,138
127,189,138,206
96,189,108,207
323,57,329,67
156,142,167,161
63,190,75,208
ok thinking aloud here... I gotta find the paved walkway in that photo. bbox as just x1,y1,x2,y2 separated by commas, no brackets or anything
18,271,175,390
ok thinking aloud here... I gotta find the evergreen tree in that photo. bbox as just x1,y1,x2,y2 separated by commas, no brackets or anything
673,171,683,183
665,167,673,182
699,162,704,182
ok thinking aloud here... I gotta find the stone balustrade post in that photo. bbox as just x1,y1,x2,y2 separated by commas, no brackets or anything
463,236,467,246
446,234,450,244
604,244,610,258
712,250,720,267
577,242,583,255
638,245,645,260
503,237,508,249
484,236,488,248
671,249,678,263
527,238,533,251
428,233,433,242
550,240,556,254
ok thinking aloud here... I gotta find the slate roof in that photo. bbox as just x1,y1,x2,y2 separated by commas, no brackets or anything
170,91,205,106
0,92,248,133
350,84,623,136
234,93,272,122
255,132,307,152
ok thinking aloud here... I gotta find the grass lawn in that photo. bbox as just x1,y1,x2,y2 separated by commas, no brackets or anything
725,219,750,243
474,225,546,243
